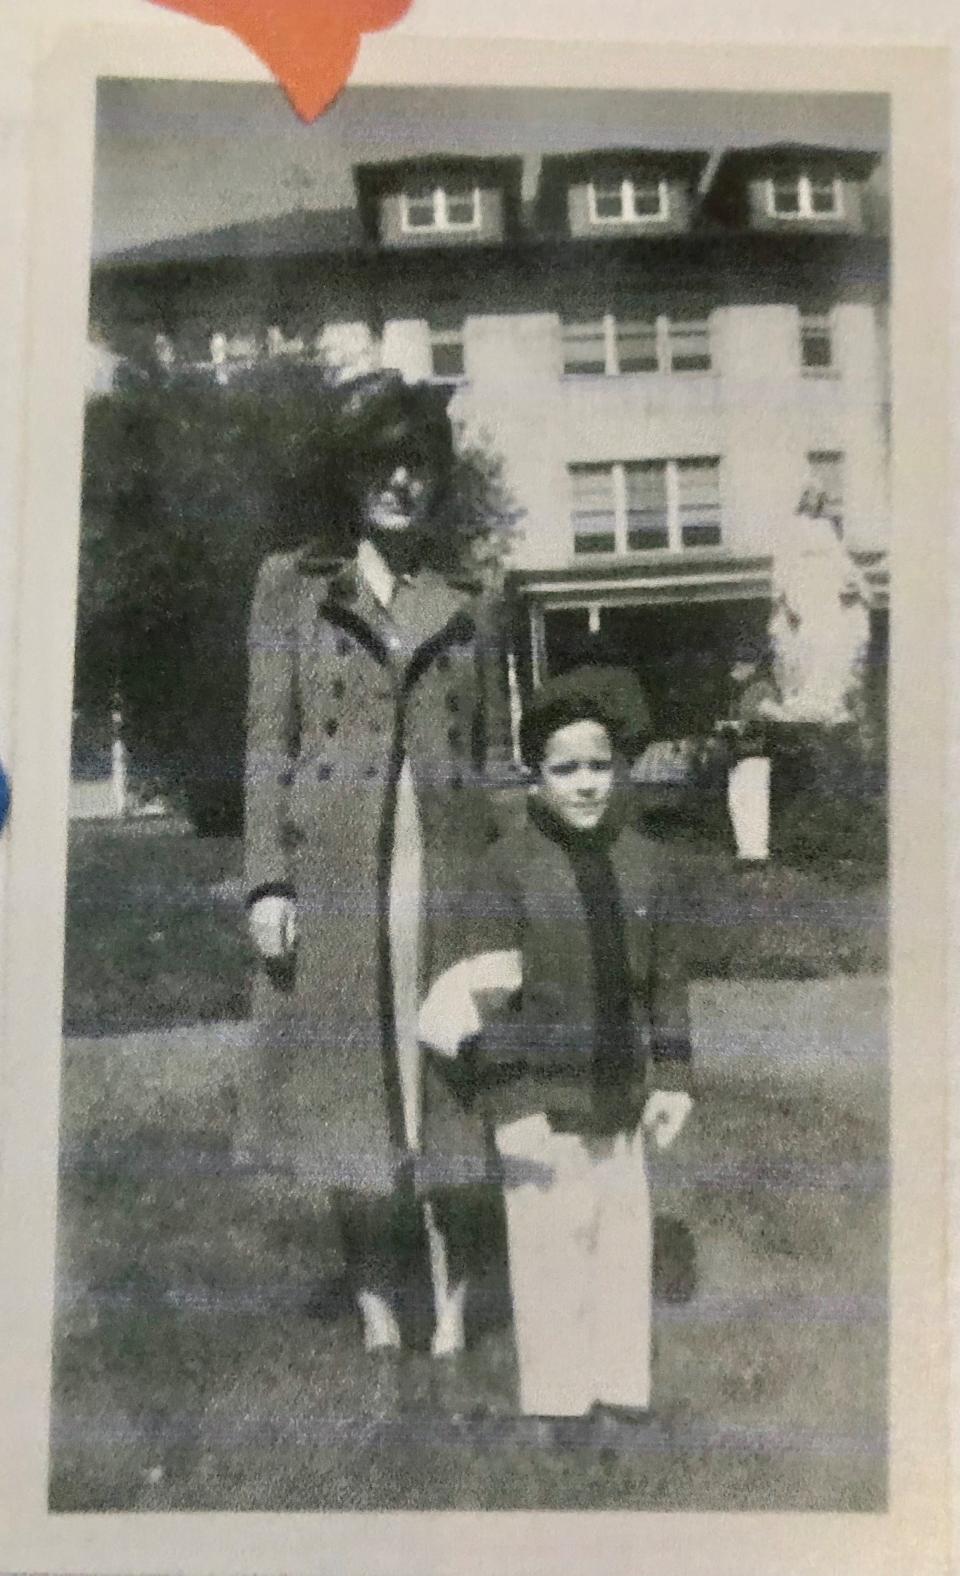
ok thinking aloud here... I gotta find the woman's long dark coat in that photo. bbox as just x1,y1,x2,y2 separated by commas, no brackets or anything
241,544,508,1196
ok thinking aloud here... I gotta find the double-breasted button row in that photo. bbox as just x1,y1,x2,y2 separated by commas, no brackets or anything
314,762,381,782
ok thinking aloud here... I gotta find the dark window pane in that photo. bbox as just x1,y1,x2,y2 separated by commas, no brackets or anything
431,339,465,378
771,177,801,214
593,184,624,219
627,521,669,550
405,192,437,228
616,320,658,372
809,178,839,214
445,188,477,225
574,532,617,554
681,522,722,547
630,180,664,217
801,318,833,368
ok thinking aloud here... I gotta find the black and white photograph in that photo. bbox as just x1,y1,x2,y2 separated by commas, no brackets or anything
0,18,951,1569
45,73,899,1515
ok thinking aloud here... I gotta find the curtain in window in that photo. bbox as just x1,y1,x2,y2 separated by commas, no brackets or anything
677,458,722,547
616,319,659,373
570,464,616,552
624,461,669,550
668,313,712,372
562,321,607,376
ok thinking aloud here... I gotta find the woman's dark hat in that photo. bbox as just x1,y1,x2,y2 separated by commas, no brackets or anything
520,665,654,769
337,369,455,484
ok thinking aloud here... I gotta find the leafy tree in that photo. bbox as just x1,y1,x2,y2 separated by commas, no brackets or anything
77,357,517,834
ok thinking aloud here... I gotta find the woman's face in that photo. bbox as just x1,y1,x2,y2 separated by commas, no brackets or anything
362,458,434,534
536,720,615,832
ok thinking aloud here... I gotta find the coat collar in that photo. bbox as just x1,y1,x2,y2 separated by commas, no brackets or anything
296,543,476,667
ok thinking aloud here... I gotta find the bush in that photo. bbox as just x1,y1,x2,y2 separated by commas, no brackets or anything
770,723,887,880
77,359,516,834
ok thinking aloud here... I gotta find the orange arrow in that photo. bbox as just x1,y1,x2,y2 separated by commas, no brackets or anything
147,0,415,121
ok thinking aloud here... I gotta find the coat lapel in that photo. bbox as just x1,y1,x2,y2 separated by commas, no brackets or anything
297,548,476,677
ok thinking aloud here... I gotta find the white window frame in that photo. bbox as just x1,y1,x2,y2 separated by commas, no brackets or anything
562,312,711,377
766,173,844,220
570,458,722,555
400,185,482,234
587,177,670,225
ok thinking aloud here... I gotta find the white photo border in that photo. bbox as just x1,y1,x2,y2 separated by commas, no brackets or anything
0,16,951,1574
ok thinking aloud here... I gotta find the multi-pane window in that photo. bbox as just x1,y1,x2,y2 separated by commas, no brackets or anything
562,312,711,376
570,459,722,555
800,312,834,373
429,327,466,382
807,451,845,527
400,184,481,233
588,177,669,224
768,173,842,219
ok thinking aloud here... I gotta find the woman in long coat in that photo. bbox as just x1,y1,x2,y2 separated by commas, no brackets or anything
242,372,509,1354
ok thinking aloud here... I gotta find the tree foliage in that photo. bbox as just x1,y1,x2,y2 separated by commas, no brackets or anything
77,358,517,834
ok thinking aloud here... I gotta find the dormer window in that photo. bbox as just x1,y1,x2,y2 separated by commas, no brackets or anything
587,176,669,224
768,173,842,219
400,184,481,234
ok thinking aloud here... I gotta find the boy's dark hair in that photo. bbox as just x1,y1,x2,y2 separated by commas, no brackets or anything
520,665,654,770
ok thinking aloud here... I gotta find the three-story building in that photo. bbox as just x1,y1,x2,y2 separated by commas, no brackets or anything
89,139,889,738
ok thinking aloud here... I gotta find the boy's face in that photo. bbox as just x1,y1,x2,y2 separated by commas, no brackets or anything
537,720,615,832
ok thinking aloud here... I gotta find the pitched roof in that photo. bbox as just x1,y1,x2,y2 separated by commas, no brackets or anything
99,205,364,268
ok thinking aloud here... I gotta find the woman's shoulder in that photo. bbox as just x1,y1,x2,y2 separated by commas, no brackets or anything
253,549,302,593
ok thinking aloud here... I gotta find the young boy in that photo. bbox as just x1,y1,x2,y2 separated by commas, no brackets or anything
418,668,693,1434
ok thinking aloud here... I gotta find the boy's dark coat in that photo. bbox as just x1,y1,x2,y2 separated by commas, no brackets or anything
421,805,692,1185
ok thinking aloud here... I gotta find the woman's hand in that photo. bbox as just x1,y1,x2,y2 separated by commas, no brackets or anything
248,894,297,960
642,1090,693,1150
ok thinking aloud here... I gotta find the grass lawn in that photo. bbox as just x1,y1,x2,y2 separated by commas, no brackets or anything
53,816,887,1511
49,1050,887,1512
62,820,886,1038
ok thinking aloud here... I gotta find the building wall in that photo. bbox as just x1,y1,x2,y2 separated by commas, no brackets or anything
92,242,889,574
375,291,888,572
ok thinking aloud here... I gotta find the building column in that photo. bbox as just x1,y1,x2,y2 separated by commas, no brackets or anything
380,318,431,383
